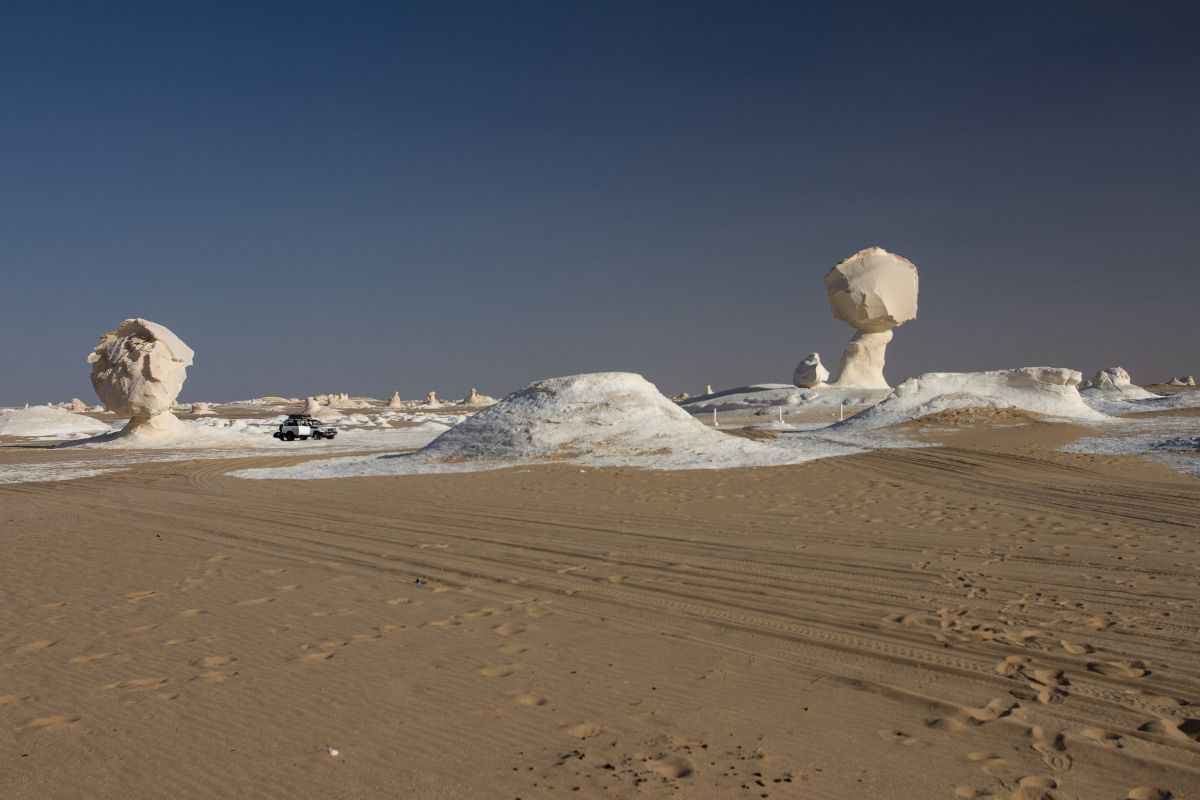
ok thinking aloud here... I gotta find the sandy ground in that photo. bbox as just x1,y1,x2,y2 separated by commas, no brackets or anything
1,423,1198,799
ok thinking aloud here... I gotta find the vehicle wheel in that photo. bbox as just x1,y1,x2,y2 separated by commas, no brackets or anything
300,435,309,441
283,432,295,441
311,432,322,440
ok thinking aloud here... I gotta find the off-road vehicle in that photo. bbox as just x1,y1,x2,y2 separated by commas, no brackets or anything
273,414,338,441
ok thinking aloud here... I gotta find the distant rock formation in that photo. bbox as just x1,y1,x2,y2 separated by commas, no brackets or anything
793,353,829,388
87,318,194,439
190,402,216,416
1080,367,1156,399
388,391,404,408
423,391,438,405
68,398,87,413
459,388,496,407
302,397,324,415
1167,375,1196,386
704,385,714,396
826,248,918,389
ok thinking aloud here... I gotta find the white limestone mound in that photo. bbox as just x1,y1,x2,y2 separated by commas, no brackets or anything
682,384,888,414
458,388,496,407
793,353,829,388
825,247,919,389
837,367,1107,429
410,372,859,470
302,397,324,415
87,318,194,441
1167,375,1196,386
388,391,404,408
0,406,112,438
314,406,345,422
1080,367,1156,400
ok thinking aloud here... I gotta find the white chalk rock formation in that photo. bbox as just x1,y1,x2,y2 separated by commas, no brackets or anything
459,388,496,407
423,391,439,405
422,373,787,466
825,247,919,389
793,353,829,388
704,385,714,396
838,367,1105,429
68,398,87,413
1080,367,1156,400
388,391,404,408
1167,375,1196,386
87,318,194,440
0,405,111,438
302,397,324,415
314,406,344,422
190,402,216,416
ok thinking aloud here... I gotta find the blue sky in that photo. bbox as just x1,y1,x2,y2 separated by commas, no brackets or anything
2,1,1197,404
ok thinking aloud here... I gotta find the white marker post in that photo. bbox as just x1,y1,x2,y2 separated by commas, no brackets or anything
839,400,845,422
713,409,718,428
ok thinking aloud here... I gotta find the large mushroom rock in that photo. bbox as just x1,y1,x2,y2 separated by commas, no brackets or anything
825,247,919,389
87,318,194,439
387,391,404,408
793,353,829,388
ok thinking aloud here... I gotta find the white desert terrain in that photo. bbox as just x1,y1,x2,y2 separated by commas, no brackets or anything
1,285,1198,800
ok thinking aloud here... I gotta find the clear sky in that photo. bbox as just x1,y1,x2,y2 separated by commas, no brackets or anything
2,1,1197,405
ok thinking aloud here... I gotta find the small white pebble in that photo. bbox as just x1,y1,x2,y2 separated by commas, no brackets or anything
327,746,339,757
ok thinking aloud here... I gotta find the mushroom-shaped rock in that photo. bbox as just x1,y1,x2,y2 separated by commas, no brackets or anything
704,385,714,396
387,391,404,408
87,318,194,439
423,391,438,405
825,247,919,389
793,353,829,388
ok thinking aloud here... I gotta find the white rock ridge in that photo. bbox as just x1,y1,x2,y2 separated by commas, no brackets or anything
793,353,829,388
838,367,1105,429
825,247,919,389
87,318,194,440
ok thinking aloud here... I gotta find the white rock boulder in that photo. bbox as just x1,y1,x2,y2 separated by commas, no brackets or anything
1080,367,1156,400
825,247,919,389
793,353,829,388
87,318,194,439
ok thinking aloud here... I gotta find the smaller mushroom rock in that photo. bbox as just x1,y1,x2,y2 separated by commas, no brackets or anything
68,398,87,413
793,353,830,388
423,391,438,405
387,391,404,408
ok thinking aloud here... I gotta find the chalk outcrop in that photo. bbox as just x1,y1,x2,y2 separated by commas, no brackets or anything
459,388,496,407
302,397,324,415
1080,367,1157,400
190,402,216,416
825,247,918,389
1167,375,1196,386
68,398,87,413
87,318,194,440
423,391,439,405
0,405,111,438
388,391,404,408
793,353,829,388
838,367,1104,429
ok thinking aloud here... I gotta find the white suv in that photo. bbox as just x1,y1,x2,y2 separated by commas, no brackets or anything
273,414,338,441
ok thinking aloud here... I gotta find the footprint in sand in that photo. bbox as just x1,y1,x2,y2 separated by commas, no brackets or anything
1137,717,1200,742
1088,660,1151,678
235,597,275,607
565,722,603,739
1081,727,1123,748
104,677,168,691
191,655,236,669
192,671,238,684
494,622,525,637
22,714,81,732
515,693,548,707
115,623,158,635
0,694,30,706
255,568,286,576
293,652,335,664
70,652,120,664
385,597,411,605
125,591,159,604
478,664,519,678
14,640,58,653
1125,788,1172,800
1060,640,1094,655
1030,726,1072,771
498,644,526,655
178,608,206,618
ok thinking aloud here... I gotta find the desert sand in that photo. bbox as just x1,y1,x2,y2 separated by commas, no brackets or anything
1,418,1197,800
